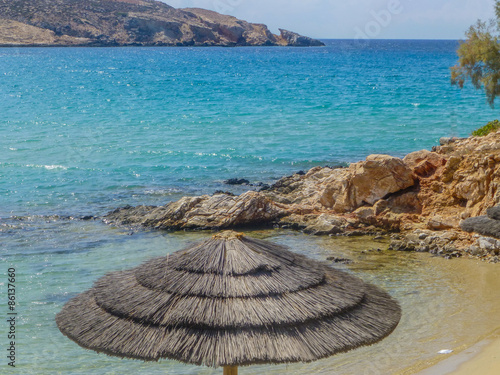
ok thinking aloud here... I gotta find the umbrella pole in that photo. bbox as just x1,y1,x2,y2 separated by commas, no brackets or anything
223,366,238,375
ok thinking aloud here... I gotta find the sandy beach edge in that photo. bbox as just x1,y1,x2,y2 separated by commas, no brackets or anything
415,329,500,375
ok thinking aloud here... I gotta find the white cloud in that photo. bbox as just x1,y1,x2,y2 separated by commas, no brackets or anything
161,0,497,39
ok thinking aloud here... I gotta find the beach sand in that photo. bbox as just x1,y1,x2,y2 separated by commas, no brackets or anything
416,329,500,375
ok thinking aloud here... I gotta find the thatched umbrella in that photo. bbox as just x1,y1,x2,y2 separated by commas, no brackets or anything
56,231,401,374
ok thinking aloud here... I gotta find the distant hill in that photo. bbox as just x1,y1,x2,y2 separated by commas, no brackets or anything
0,0,324,47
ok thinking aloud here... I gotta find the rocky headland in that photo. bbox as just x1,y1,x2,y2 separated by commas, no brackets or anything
104,130,500,263
0,0,324,47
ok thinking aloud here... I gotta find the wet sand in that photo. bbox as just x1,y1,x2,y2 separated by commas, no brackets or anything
416,329,500,375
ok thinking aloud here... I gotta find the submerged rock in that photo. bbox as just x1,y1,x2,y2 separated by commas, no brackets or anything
224,178,250,185
326,256,353,264
389,229,473,258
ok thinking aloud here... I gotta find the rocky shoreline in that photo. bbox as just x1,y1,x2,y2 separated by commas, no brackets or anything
0,0,324,47
103,130,500,263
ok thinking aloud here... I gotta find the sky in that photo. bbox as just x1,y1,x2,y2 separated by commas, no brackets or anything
163,0,496,39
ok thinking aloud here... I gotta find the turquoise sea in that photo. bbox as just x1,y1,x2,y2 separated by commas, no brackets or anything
2,40,500,375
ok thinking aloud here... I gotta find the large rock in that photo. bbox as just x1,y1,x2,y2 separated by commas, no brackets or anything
487,206,500,220
278,29,324,47
403,150,446,178
460,216,500,239
266,155,414,213
346,154,415,208
407,131,500,224
103,191,286,230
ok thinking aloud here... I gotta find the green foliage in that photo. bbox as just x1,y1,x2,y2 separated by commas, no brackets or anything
451,1,500,107
471,119,500,136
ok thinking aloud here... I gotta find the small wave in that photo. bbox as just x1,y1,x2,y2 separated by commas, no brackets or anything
411,103,421,107
194,152,220,157
144,188,183,196
26,164,68,170
1,215,75,225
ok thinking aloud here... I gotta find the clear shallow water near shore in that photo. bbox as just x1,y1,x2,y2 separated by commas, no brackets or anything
4,227,500,375
2,40,500,374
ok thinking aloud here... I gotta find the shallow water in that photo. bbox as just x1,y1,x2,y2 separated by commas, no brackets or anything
3,224,499,375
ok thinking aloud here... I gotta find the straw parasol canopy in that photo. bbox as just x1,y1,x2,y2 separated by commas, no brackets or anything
56,231,401,373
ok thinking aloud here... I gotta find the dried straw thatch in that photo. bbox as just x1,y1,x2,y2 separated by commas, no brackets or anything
56,231,401,368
